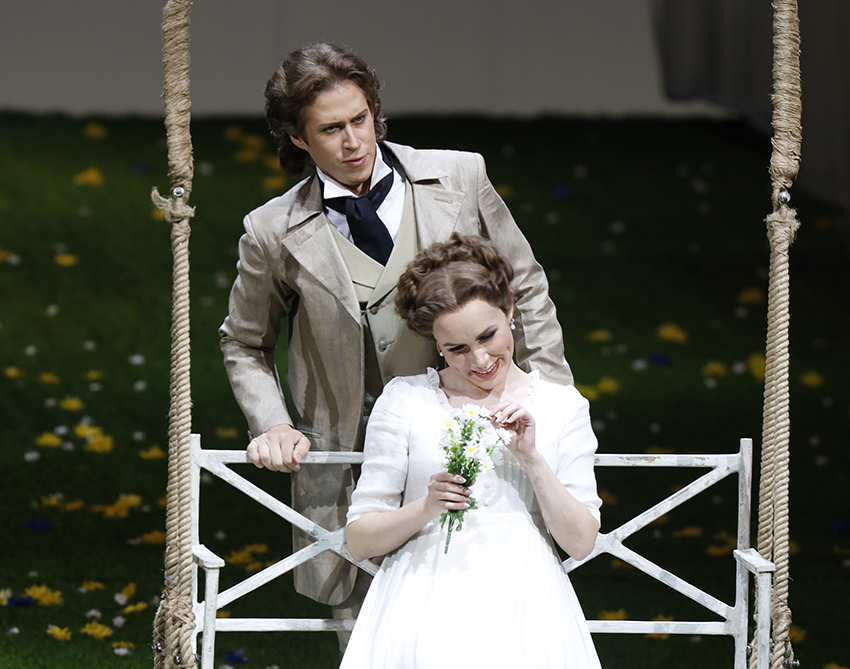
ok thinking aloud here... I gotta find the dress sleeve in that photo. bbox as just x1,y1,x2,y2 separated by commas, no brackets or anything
346,378,411,525
554,385,603,528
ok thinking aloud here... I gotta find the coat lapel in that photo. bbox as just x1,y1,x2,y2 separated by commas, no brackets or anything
384,142,464,254
280,176,361,323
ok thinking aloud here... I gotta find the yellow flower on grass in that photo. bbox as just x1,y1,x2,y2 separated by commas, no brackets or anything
36,432,62,447
788,626,807,643
585,329,612,342
215,427,238,439
263,175,286,190
599,490,618,507
824,664,849,669
646,614,674,639
241,134,266,150
157,496,167,508
596,377,621,394
227,550,252,565
42,495,63,507
575,384,599,401
247,561,263,573
139,445,166,460
59,396,84,411
113,641,135,649
672,527,704,538
4,367,23,379
245,543,269,554
610,558,633,570
39,373,61,384
216,610,231,619
801,371,824,388
47,625,72,641
747,353,766,381
85,370,102,381
738,287,765,304
657,323,688,344
54,253,79,267
223,126,243,141
85,435,114,453
0,589,12,606
81,621,113,640
73,168,104,186
599,609,629,621
141,531,166,544
706,531,737,556
26,584,63,606
264,155,283,171
83,122,107,139
645,445,674,455
82,581,106,592
495,184,514,198
151,208,166,221
235,148,258,163
0,249,13,262
120,583,137,600
702,361,727,377
75,424,103,439
122,602,147,614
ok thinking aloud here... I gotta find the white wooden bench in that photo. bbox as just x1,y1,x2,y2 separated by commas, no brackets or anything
189,434,774,669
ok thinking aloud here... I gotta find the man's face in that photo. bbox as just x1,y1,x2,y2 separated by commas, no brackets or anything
290,81,377,196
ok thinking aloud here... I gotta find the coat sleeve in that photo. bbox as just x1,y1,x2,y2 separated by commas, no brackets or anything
219,213,297,438
472,152,574,385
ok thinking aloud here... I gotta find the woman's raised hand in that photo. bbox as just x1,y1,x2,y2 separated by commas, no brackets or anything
424,472,472,518
489,401,536,458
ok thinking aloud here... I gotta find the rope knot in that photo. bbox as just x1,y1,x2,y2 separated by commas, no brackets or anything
765,207,801,249
152,187,196,225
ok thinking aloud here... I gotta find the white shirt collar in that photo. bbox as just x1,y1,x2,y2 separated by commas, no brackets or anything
316,144,393,199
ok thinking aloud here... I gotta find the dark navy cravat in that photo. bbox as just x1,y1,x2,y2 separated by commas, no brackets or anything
324,151,395,265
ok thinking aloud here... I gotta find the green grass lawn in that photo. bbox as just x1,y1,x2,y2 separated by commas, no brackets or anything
0,111,848,669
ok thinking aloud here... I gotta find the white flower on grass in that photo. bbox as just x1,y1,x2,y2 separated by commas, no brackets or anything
85,609,102,619
133,380,147,392
114,647,131,656
24,451,40,462
25,346,37,356
128,354,145,366
114,593,128,606
112,616,126,628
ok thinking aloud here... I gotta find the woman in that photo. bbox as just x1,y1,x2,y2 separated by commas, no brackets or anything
341,234,602,668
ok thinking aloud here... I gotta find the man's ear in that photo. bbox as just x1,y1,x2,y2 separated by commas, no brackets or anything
289,134,308,151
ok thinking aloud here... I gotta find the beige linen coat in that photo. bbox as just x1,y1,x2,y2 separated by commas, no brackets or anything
220,142,572,604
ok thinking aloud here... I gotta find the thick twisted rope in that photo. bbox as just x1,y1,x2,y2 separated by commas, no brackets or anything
752,1,801,668
151,0,196,667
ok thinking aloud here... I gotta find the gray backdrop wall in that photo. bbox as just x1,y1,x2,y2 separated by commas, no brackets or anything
0,0,723,117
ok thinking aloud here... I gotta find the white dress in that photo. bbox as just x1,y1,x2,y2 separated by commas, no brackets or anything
340,369,603,669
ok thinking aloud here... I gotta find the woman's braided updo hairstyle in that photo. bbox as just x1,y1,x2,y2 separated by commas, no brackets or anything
395,233,514,340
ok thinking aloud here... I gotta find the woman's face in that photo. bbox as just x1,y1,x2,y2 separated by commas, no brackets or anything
432,298,514,393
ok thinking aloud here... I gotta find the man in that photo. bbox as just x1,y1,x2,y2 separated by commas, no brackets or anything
219,42,572,641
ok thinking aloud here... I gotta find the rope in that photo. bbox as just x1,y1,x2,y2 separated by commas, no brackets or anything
152,0,196,667
752,1,801,667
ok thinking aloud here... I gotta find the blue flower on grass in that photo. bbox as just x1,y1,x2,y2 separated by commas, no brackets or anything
7,596,35,607
552,185,575,200
649,353,672,366
224,649,248,664
27,518,52,532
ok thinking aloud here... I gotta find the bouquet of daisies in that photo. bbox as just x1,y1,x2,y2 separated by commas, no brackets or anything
439,404,511,554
